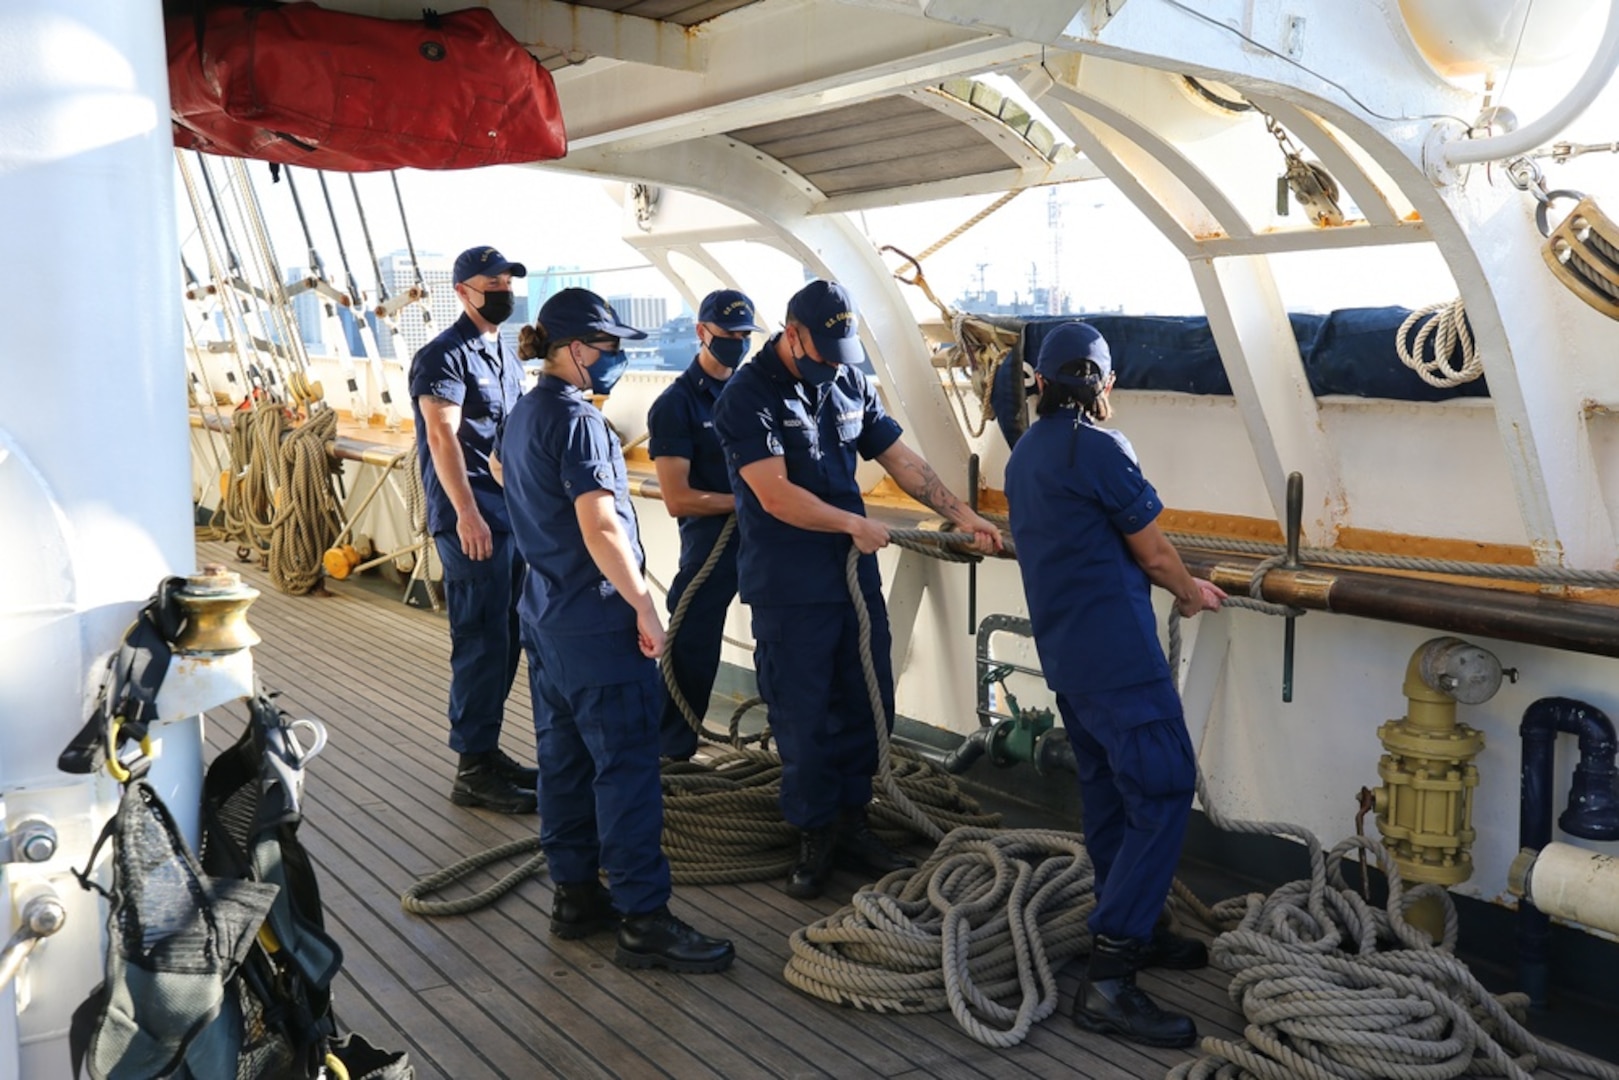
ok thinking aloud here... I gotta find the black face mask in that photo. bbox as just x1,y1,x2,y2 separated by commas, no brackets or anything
473,289,514,325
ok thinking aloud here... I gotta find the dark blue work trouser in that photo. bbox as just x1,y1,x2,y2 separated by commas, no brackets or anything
1057,686,1196,944
752,592,894,831
658,542,739,759
434,530,524,755
525,631,672,916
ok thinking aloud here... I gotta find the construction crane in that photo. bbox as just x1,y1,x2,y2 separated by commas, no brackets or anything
1047,187,1064,315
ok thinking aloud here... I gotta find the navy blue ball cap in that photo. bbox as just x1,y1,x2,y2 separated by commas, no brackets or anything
787,280,862,366
1035,321,1112,388
538,287,648,342
453,246,527,284
697,289,764,332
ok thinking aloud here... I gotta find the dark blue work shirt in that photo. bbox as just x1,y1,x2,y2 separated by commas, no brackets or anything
1004,409,1169,697
502,375,641,650
409,313,524,535
647,358,733,570
712,337,903,606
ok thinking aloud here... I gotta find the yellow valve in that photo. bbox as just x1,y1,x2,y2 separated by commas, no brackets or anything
323,544,362,580
1373,638,1498,899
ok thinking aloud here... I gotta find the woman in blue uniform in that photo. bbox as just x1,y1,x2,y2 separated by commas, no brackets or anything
1004,321,1224,1048
503,288,733,974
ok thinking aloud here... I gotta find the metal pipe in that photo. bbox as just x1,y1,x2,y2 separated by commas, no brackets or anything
976,614,1034,730
967,452,980,636
1182,551,1619,659
1517,696,1619,1006
940,727,992,774
1444,0,1619,168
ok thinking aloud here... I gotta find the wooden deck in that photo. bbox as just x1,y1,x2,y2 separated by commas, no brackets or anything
198,541,1598,1080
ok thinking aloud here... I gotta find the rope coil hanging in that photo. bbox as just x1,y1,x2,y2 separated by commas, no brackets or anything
1397,299,1483,389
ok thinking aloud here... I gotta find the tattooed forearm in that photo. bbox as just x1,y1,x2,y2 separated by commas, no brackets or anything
894,458,964,518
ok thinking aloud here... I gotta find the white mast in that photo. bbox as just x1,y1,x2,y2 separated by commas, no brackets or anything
0,3,194,1077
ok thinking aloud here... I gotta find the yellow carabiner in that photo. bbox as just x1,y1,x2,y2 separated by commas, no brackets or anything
105,715,155,783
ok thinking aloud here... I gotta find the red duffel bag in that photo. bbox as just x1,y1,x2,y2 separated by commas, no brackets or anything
168,3,567,171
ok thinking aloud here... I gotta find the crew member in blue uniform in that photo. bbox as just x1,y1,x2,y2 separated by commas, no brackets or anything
504,288,734,973
712,279,1002,899
1004,321,1225,1049
647,289,764,759
409,245,537,814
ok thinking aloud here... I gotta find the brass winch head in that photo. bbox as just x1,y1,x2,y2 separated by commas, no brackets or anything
171,563,261,654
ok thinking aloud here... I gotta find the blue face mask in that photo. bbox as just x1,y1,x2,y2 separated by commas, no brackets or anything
792,336,838,388
707,335,748,369
584,346,629,395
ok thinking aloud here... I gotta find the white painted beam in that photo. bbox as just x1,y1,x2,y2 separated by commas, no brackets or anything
1196,219,1430,257
1191,256,1345,547
559,134,972,483
1042,80,1254,239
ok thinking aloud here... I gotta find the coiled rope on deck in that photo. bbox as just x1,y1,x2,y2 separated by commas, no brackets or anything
1158,611,1619,1080
218,401,342,593
268,406,340,594
401,522,1001,914
787,561,1619,1077
1164,810,1619,1079
785,827,1096,1047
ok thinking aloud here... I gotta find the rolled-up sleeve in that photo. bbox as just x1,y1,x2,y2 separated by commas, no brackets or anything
1095,445,1162,535
410,345,467,407
560,414,618,501
854,373,902,459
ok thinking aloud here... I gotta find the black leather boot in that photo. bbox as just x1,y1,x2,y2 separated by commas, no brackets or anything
451,753,537,814
550,880,618,940
785,826,836,899
1074,935,1198,1048
835,806,915,877
614,907,734,973
1141,920,1209,971
489,747,539,788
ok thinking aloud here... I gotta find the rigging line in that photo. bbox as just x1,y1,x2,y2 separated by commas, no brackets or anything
317,170,365,307
348,173,391,304
1155,0,1474,129
390,172,426,292
283,167,327,281
207,153,285,386
1493,0,1536,120
223,157,308,393
178,151,261,397
319,169,401,426
284,166,367,417
195,152,242,276
915,189,1023,264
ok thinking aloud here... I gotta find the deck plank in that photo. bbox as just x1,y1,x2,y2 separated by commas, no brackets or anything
195,542,1605,1080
